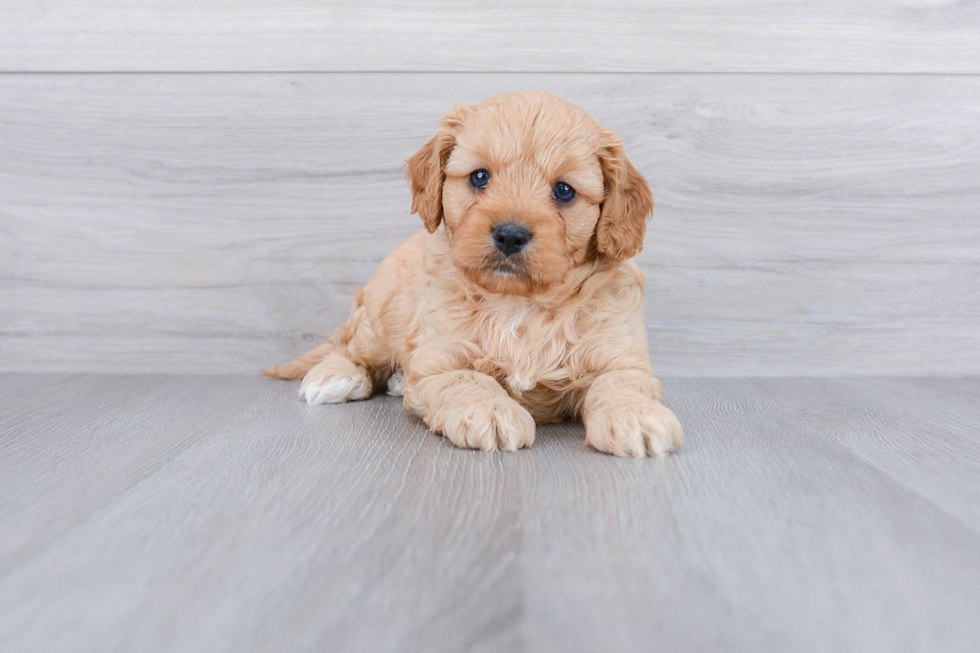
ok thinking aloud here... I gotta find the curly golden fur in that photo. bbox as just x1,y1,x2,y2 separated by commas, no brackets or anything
264,91,682,457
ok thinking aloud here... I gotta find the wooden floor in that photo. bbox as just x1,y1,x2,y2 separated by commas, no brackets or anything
1,375,978,652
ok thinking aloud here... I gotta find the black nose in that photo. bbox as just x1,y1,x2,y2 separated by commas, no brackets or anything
491,223,532,256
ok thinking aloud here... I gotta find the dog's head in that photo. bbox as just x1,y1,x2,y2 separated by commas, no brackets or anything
406,91,652,296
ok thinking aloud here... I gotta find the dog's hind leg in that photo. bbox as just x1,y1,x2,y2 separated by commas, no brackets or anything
297,352,373,404
264,288,393,403
262,286,373,381
296,305,390,404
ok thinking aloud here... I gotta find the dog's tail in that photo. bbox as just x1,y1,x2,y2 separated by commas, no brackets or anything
261,341,336,380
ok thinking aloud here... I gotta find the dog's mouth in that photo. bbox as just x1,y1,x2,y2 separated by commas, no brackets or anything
451,237,548,295
456,254,538,295
487,256,526,278
491,263,520,276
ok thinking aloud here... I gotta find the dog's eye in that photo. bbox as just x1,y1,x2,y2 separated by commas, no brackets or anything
470,169,491,190
553,181,576,203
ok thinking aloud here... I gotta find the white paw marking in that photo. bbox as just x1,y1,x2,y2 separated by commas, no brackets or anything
299,375,371,405
386,368,405,397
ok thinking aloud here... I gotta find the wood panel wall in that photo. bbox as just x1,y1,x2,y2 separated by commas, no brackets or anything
1,3,978,375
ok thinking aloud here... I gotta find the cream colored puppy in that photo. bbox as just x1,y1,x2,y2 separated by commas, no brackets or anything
265,91,682,457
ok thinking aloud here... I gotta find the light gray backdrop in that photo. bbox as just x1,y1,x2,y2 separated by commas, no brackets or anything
2,2,978,375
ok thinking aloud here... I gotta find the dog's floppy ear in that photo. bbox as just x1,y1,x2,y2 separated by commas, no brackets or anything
595,132,654,260
405,105,469,233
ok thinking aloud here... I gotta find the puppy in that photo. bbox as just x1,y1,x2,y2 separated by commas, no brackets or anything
264,91,682,457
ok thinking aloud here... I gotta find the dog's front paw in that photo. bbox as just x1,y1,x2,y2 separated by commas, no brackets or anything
441,396,535,452
585,396,683,458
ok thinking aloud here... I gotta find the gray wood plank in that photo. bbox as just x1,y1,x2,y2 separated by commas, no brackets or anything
1,375,979,652
2,73,978,376
0,375,274,571
0,375,523,653
522,378,980,653
2,1,979,72
827,377,980,531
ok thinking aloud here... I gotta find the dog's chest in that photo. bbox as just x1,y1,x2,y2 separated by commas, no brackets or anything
471,301,573,408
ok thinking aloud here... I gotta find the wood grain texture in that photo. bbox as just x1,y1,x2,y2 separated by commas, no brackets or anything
0,375,978,652
2,1,979,73
2,73,978,376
